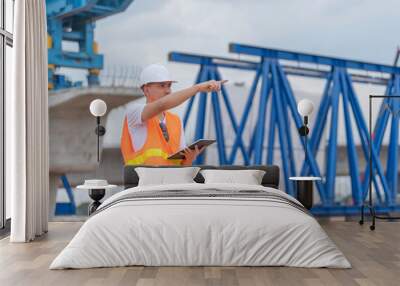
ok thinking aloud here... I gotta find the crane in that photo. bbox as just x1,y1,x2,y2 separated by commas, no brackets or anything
46,0,135,90
46,1,136,215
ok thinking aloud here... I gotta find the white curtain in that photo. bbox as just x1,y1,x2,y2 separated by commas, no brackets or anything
7,0,49,242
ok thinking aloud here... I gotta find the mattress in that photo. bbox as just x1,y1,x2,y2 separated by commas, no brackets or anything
50,183,351,269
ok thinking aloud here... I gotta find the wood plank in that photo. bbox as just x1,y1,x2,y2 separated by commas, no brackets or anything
0,221,400,286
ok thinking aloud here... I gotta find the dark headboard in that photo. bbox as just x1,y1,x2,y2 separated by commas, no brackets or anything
124,165,280,189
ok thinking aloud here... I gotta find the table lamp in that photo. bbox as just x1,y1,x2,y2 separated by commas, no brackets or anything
288,99,317,210
89,99,107,162
297,99,314,165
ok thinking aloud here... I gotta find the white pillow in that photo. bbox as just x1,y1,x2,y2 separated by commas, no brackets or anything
200,169,266,185
135,167,200,186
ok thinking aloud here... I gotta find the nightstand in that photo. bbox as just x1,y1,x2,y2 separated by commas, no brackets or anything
77,180,117,215
289,177,321,210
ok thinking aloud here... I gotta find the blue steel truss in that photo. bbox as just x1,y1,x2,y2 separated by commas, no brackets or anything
46,0,134,89
169,44,400,216
55,175,76,215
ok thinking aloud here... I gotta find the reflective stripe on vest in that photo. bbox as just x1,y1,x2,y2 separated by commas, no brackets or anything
126,148,181,165
121,111,183,166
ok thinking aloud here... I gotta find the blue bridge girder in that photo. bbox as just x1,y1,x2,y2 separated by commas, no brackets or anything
229,43,400,74
46,0,134,90
169,44,400,216
169,52,390,86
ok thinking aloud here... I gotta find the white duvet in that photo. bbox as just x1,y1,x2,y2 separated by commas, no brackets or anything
50,183,351,269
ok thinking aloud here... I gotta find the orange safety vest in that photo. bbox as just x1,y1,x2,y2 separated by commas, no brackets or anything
121,111,183,166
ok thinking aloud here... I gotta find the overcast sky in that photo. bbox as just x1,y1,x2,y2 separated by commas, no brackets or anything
85,0,400,91
91,0,400,148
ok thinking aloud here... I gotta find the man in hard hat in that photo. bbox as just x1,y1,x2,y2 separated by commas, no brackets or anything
121,64,224,166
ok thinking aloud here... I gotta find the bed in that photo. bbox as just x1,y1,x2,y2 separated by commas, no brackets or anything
50,165,350,269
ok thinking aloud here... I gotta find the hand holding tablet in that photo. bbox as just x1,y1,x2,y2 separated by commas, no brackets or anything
167,139,216,160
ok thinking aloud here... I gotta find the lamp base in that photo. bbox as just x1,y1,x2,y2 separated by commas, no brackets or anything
95,125,106,136
88,188,105,215
298,126,309,136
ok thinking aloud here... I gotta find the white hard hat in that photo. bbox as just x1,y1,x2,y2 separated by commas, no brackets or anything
139,64,177,87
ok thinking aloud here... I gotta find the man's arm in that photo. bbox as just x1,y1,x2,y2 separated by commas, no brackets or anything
141,80,225,122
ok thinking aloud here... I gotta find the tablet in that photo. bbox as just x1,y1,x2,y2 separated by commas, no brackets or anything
167,139,216,160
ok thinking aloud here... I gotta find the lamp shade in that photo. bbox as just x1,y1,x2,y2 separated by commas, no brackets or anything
297,99,314,116
89,99,107,117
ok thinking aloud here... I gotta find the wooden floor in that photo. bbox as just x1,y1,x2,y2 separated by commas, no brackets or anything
0,220,399,286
